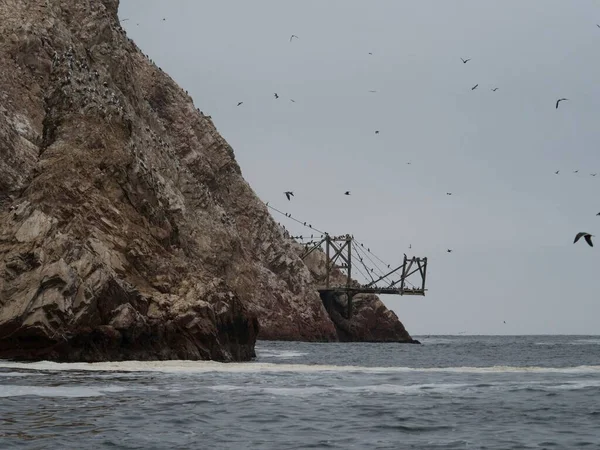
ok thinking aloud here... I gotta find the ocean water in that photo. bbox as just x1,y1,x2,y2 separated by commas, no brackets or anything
1,336,599,449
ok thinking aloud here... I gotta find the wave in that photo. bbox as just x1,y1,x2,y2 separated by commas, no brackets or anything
0,371,40,377
1,360,600,375
208,380,600,397
255,349,308,359
0,385,128,398
536,339,600,346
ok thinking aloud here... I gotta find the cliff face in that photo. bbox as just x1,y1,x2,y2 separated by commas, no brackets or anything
0,0,414,362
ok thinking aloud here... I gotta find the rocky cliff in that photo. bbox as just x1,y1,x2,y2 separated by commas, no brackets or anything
0,0,415,362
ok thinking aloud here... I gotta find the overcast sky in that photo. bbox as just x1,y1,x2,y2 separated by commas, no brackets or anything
119,0,600,335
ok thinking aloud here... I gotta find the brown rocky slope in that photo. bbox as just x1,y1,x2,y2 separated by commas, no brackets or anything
0,0,416,362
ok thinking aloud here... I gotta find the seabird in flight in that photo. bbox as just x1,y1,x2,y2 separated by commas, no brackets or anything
284,191,294,201
556,98,568,109
574,232,594,247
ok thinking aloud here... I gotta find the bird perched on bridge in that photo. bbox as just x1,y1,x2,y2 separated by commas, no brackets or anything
290,34,299,42
471,84,478,90
556,98,568,109
574,232,594,247
284,191,294,201
461,58,471,64
344,191,351,195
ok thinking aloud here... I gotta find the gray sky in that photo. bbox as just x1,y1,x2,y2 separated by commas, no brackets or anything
119,0,600,335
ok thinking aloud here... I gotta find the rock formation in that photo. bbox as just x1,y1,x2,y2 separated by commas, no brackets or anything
0,0,415,362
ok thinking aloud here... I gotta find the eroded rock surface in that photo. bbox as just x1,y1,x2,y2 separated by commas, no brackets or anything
0,0,415,361
0,0,336,361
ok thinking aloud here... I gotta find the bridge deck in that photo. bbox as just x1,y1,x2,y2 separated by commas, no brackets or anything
318,287,426,296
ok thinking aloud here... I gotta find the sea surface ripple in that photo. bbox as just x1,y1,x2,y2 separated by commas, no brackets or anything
1,335,599,449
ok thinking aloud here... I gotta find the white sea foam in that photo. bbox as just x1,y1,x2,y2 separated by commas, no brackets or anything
0,385,128,398
255,350,308,359
1,360,599,375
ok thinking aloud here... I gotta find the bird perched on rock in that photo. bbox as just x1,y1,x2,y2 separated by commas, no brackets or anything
556,98,568,109
284,191,294,201
574,232,594,247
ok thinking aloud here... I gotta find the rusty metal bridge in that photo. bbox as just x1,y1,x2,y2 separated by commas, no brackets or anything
266,202,428,317
300,233,427,317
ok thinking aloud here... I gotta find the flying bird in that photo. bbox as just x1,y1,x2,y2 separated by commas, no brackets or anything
471,84,478,90
368,52,373,55
592,173,597,177
447,249,453,253
461,58,471,64
290,99,295,103
344,191,351,195
574,232,594,247
446,192,452,196
555,170,560,174
491,88,499,91
556,98,568,109
375,130,380,134
596,213,600,216
574,170,579,173
290,35,299,42
237,102,243,106
274,93,279,99
284,191,294,201
368,90,377,93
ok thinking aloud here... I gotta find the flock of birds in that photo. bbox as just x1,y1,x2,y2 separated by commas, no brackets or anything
124,18,598,260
